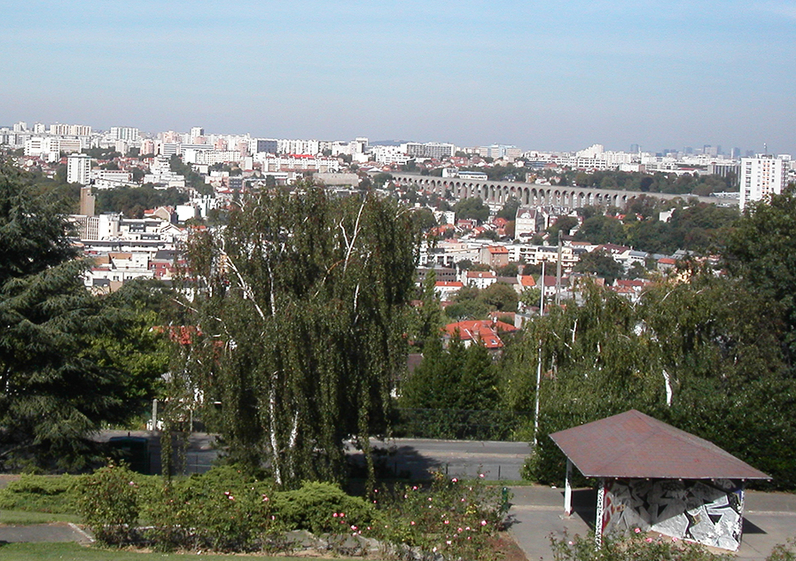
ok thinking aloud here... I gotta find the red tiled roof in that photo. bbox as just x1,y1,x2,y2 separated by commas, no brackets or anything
444,320,517,349
550,410,769,480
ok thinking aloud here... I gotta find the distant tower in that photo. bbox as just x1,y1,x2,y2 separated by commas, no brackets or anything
79,187,95,216
67,153,91,185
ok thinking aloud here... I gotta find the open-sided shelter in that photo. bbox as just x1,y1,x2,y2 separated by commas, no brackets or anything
550,410,769,551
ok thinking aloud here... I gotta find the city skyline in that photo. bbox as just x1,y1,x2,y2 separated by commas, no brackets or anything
2,0,794,155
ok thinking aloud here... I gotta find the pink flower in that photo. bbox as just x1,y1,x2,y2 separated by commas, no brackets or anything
452,478,458,483
479,473,485,478
458,528,463,533
333,513,339,517
411,521,416,526
351,525,358,530
646,537,653,543
480,520,487,526
634,528,641,534
672,537,678,542
446,540,452,545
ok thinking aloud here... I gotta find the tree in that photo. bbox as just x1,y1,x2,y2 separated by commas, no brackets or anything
401,336,498,411
179,184,420,486
573,249,624,285
725,185,796,358
454,197,489,223
480,283,519,313
547,215,578,238
496,197,521,221
411,270,443,348
0,163,160,471
510,274,796,488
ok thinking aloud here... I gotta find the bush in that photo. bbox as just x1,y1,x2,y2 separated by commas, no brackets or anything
142,465,279,552
370,471,507,561
74,464,141,546
551,532,734,561
0,474,79,513
274,480,373,535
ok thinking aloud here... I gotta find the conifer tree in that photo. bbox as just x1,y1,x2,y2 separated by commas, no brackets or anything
0,162,159,470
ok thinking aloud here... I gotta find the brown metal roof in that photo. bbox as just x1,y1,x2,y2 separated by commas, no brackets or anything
549,409,770,480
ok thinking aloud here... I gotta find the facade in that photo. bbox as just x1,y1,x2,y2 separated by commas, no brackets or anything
110,127,140,142
67,153,91,185
739,155,789,210
403,142,455,160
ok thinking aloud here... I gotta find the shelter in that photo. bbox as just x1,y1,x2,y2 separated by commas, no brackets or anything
550,410,769,551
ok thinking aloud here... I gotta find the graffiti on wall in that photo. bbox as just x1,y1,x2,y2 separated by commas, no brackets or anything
601,478,744,551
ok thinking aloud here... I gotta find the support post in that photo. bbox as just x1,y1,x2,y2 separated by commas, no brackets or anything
595,478,605,549
151,398,158,431
564,458,573,516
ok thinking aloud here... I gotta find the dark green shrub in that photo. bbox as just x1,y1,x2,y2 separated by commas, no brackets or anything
274,480,373,535
0,474,79,513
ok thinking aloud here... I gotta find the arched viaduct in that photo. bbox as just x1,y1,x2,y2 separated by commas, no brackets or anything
390,173,723,211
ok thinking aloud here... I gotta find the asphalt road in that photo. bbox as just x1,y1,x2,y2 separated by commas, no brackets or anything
97,431,533,480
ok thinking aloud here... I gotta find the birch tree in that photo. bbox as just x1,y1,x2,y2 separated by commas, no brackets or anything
180,185,419,486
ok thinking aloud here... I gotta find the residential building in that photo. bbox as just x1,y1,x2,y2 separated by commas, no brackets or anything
402,142,455,160
739,154,790,210
67,153,91,185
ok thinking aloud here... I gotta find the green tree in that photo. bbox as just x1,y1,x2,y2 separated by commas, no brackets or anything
725,185,796,358
480,283,519,313
0,163,158,470
547,215,578,238
179,184,419,486
411,270,444,348
512,274,796,488
496,197,521,221
573,249,624,284
454,197,489,223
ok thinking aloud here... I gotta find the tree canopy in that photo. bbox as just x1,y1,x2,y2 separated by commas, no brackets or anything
179,184,420,486
508,274,796,488
454,197,489,223
0,163,164,471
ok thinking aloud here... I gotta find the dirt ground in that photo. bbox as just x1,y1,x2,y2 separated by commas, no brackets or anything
489,532,529,561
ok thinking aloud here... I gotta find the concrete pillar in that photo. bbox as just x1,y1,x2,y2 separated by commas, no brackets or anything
564,458,573,516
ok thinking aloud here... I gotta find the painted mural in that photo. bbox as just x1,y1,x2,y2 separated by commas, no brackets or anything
601,478,744,551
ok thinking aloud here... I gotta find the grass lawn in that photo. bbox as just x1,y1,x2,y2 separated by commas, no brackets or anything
0,509,81,525
0,542,339,560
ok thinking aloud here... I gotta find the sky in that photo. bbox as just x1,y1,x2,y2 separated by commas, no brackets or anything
1,0,794,154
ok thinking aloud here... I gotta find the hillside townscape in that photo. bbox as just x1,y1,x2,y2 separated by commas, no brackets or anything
1,119,796,560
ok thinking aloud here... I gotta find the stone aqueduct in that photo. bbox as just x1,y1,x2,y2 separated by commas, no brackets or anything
390,173,720,210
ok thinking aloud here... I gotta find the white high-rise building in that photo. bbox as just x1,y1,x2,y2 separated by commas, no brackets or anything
739,155,790,211
110,127,140,142
67,153,91,185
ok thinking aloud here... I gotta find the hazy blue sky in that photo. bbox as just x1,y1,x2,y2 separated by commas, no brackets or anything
2,0,794,154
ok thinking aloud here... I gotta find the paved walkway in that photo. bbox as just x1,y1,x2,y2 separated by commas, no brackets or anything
507,485,796,560
0,522,93,544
